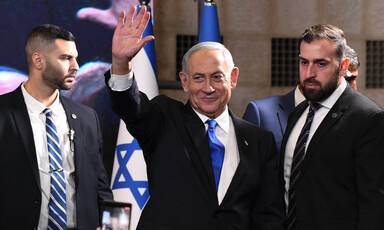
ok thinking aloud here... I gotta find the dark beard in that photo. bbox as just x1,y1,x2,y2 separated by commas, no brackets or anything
42,61,72,90
301,69,340,102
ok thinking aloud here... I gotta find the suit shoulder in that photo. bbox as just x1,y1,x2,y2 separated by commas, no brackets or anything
0,87,24,110
60,95,96,115
0,91,15,104
349,91,383,113
235,116,274,137
248,95,283,107
248,89,294,106
151,94,185,110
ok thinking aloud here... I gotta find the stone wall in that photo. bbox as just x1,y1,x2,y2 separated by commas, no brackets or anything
154,0,384,116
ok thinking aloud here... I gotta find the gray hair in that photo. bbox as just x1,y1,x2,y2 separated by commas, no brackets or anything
345,45,360,67
181,42,235,77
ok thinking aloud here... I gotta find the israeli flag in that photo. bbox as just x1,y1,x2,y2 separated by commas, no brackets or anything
110,3,158,230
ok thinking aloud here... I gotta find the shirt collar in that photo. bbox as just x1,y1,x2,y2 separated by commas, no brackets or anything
318,77,347,110
21,83,62,115
294,85,306,107
193,106,230,134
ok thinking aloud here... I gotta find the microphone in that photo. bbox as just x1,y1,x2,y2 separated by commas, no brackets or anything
69,129,75,141
68,129,75,151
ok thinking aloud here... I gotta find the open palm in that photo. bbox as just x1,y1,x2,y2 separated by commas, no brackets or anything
112,6,154,64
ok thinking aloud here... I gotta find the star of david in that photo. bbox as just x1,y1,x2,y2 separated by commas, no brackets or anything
112,138,149,210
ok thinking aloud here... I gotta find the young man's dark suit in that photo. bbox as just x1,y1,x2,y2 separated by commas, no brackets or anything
105,72,285,230
0,85,113,229
280,84,384,229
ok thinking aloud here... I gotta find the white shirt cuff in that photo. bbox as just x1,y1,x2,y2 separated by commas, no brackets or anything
108,69,134,92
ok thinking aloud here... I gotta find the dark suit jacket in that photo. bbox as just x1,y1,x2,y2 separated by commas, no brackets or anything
106,72,285,230
243,89,295,154
0,85,113,229
280,85,384,230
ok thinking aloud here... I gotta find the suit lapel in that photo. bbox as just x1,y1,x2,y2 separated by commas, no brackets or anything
11,86,41,190
279,100,308,173
221,111,251,204
299,88,351,178
60,96,82,177
182,102,217,193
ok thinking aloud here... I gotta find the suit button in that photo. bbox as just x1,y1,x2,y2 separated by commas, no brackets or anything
213,211,219,217
33,227,37,230
34,199,40,204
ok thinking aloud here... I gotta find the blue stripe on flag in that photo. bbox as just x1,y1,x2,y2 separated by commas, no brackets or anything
139,6,158,79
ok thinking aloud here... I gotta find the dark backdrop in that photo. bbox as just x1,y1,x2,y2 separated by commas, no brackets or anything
0,0,120,181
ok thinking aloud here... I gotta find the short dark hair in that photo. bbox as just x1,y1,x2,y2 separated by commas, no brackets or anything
26,24,75,45
300,24,346,62
25,24,75,64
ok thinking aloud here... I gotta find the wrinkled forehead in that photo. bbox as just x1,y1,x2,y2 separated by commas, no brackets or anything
188,50,228,71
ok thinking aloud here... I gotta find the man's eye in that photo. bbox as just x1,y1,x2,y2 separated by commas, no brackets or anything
212,75,223,81
193,76,203,82
318,62,326,67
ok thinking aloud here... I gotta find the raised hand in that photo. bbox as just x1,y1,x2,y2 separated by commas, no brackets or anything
112,5,154,75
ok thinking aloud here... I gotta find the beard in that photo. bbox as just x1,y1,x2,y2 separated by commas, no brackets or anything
42,61,74,90
300,68,340,102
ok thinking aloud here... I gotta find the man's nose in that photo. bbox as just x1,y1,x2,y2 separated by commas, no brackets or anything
306,63,315,77
71,59,79,71
203,78,215,93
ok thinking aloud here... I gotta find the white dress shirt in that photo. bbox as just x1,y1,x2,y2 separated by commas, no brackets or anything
21,84,77,229
294,85,306,107
108,70,240,204
194,107,240,204
283,78,347,208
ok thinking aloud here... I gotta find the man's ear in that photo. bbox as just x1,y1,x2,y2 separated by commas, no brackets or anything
179,71,189,93
230,67,239,89
339,58,350,77
32,52,44,70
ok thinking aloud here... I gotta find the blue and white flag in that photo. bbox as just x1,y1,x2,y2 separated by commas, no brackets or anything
198,0,221,43
110,3,158,230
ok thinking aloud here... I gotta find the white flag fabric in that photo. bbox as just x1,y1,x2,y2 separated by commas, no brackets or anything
110,4,158,230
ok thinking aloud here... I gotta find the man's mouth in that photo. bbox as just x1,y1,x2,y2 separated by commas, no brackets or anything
304,79,320,89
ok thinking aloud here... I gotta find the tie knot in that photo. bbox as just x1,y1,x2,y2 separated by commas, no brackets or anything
309,102,321,112
206,119,218,130
43,108,52,117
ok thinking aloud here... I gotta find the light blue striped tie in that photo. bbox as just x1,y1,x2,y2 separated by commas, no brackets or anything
43,108,67,230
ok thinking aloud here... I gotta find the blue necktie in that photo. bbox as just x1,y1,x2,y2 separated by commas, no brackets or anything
206,119,225,191
43,108,67,230
287,102,321,230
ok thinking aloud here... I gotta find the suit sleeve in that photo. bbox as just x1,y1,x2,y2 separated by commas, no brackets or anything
94,110,114,201
104,70,163,154
355,110,384,229
252,131,285,230
243,101,262,126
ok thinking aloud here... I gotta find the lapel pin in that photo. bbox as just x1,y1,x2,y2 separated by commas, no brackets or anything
72,113,77,119
244,140,248,146
332,113,337,118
